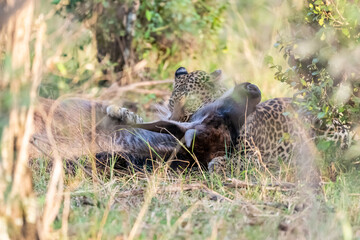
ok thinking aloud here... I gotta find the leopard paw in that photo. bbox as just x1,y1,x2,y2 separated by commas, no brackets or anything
208,156,227,175
106,105,143,124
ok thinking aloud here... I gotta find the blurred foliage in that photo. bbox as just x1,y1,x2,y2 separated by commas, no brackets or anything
267,0,360,127
52,0,227,78
37,0,294,100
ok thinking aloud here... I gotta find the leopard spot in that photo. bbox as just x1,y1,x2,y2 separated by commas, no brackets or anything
277,146,284,154
275,121,281,131
272,111,279,119
283,125,288,132
264,106,271,111
280,115,286,122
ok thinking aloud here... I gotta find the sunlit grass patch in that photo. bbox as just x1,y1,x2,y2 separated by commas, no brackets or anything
28,149,360,239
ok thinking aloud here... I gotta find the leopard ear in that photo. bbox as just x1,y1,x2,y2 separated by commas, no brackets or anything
210,69,222,81
175,67,188,77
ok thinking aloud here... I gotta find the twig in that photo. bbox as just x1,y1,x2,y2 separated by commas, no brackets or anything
115,183,233,202
116,79,173,92
129,88,171,96
99,79,173,99
224,178,296,192
348,193,360,196
116,183,204,198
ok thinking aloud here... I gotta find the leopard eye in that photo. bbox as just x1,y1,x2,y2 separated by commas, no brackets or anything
168,99,174,111
175,67,188,77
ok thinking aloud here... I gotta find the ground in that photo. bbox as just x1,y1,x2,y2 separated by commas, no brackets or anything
32,156,360,239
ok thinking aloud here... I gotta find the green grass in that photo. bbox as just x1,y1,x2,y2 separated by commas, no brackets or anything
31,157,360,239
20,1,360,239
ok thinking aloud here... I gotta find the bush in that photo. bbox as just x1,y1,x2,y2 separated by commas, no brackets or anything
53,0,227,75
268,0,360,127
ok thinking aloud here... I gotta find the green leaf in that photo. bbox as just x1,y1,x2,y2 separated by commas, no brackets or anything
102,1,109,8
147,93,156,99
317,112,326,119
56,63,67,75
312,71,319,76
317,140,332,151
146,10,153,22
264,55,273,65
144,29,150,39
342,28,350,38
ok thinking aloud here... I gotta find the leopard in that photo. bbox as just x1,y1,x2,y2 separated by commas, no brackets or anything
238,99,352,158
163,69,353,173
165,68,351,172
236,98,309,170
211,97,354,178
106,67,354,175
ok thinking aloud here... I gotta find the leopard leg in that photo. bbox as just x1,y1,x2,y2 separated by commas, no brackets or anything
208,156,227,176
106,105,143,124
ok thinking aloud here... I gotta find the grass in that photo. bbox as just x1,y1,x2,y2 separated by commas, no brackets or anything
2,0,359,238
30,154,360,239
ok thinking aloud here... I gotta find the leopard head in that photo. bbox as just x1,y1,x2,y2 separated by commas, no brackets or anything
168,67,226,121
